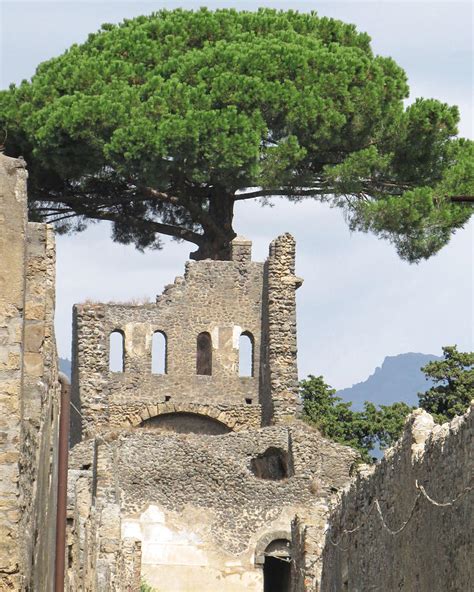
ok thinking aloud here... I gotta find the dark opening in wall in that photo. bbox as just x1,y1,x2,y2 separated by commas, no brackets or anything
109,330,124,372
263,540,291,592
197,332,212,375
239,331,254,376
140,412,231,435
152,330,167,374
251,447,292,480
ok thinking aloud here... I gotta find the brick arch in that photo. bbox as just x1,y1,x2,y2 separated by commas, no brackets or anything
129,402,239,431
255,530,291,565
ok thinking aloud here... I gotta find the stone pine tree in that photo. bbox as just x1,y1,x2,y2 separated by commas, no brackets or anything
1,9,473,260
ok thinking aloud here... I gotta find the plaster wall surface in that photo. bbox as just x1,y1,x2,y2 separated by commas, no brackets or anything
320,405,473,592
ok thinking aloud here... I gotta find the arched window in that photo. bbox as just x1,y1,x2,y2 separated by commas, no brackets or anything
152,331,167,374
196,332,212,375
109,330,124,372
239,331,254,377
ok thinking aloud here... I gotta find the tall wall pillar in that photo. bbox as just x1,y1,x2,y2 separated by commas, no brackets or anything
0,154,28,589
265,233,302,423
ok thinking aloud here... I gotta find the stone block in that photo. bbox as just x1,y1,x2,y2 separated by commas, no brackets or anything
24,324,45,352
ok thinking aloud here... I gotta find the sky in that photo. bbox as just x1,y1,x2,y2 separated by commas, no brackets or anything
1,1,473,389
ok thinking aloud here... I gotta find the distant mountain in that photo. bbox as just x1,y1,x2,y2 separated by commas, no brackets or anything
336,352,441,409
59,357,71,380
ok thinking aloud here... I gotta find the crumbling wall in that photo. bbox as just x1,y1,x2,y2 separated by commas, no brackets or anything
291,517,326,592
72,240,265,441
0,154,60,591
320,405,473,592
67,423,356,592
72,234,304,441
66,457,142,592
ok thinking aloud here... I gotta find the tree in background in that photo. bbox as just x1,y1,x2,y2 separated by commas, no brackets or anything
418,346,474,424
1,9,472,260
300,375,413,463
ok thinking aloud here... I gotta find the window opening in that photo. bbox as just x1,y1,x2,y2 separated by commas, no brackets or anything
239,332,254,377
197,332,212,375
109,330,124,372
152,331,167,374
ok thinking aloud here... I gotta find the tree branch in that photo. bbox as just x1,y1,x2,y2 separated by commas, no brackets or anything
450,195,474,203
233,187,329,201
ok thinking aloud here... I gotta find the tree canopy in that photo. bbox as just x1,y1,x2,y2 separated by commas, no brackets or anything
1,8,473,260
418,346,473,423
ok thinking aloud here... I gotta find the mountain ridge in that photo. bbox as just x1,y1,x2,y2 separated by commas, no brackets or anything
336,352,441,409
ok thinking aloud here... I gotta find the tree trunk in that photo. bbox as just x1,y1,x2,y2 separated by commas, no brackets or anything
189,190,237,261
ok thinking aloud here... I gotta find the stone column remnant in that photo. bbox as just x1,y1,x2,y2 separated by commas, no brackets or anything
266,233,303,423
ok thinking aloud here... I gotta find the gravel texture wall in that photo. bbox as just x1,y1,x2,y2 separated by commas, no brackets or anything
67,422,357,591
320,405,473,592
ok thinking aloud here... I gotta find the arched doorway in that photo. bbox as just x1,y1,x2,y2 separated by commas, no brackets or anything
257,537,292,592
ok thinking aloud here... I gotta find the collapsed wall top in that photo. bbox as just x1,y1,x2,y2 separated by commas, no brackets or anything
71,234,303,443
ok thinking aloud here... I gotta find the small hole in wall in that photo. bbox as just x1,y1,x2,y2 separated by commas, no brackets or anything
164,395,171,402
245,398,252,405
251,447,292,480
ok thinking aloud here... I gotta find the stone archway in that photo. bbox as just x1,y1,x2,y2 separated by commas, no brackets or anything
109,401,242,431
255,532,292,592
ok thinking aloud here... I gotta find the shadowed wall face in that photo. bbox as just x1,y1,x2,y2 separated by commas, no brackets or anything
140,412,231,435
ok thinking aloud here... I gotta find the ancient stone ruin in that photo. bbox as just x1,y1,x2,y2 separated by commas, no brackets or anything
0,152,472,592
66,220,357,591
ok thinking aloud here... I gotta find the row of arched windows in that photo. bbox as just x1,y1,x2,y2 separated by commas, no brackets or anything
108,330,254,377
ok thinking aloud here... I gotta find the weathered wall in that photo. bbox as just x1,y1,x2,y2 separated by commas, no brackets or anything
67,422,357,591
0,154,28,589
71,234,303,442
320,405,473,592
265,234,302,424
0,154,60,591
72,239,265,441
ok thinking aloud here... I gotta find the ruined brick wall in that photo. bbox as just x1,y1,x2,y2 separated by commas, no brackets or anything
71,234,303,441
65,463,142,592
67,423,357,592
320,405,473,592
0,154,60,591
